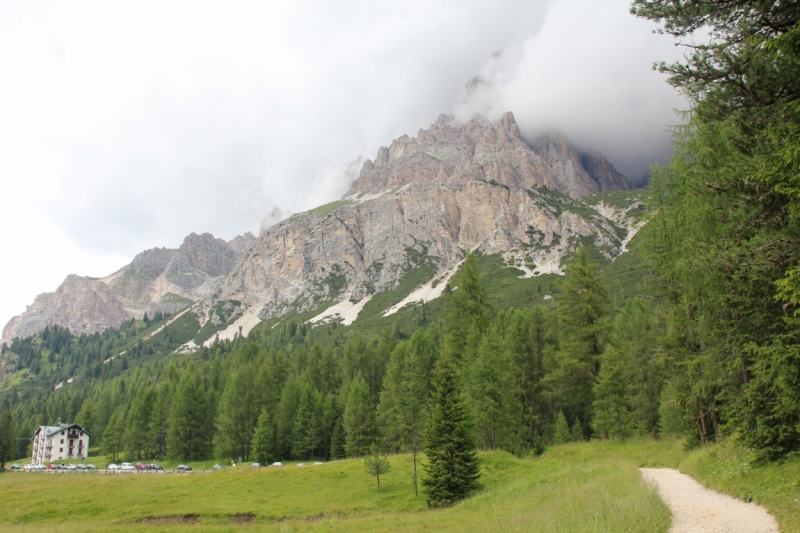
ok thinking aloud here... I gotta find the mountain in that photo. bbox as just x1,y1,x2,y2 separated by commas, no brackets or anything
204,112,637,341
1,111,640,348
0,232,255,344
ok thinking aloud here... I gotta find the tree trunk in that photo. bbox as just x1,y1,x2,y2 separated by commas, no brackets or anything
412,448,418,497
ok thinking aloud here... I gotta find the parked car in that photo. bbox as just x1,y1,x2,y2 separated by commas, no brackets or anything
120,463,135,471
212,464,226,471
176,464,192,472
134,463,147,471
66,464,78,470
10,464,20,471
270,462,283,466
23,464,35,471
107,464,121,470
249,463,262,468
147,463,163,471
86,464,97,470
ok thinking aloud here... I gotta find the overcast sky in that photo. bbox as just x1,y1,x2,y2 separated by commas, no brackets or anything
0,0,684,329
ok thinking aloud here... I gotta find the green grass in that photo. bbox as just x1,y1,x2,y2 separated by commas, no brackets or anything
679,438,800,532
309,199,354,216
0,440,678,532
584,189,648,210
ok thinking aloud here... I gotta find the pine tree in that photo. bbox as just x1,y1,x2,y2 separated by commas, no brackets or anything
0,403,13,471
343,375,377,457
251,408,278,464
592,347,632,441
329,419,346,460
570,420,584,442
612,299,661,437
363,446,392,489
552,411,570,445
104,407,125,463
379,339,429,496
167,369,212,461
466,328,517,451
422,353,481,507
552,246,610,429
442,252,489,360
292,385,320,459
214,361,259,461
76,399,97,435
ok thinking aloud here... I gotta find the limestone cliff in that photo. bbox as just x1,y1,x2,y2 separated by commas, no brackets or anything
208,113,635,339
1,232,255,343
346,113,629,199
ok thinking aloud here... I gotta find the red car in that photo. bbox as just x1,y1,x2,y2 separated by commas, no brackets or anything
135,463,147,471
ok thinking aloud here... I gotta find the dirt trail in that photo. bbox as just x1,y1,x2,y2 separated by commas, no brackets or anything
640,468,779,533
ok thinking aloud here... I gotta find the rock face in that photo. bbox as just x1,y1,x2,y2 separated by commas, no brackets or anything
346,112,629,200
214,113,635,329
2,112,637,345
1,232,255,344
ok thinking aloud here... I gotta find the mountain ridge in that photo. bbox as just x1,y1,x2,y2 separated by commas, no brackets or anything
2,112,637,347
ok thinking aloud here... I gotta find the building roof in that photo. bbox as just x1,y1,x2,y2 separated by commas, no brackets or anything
33,423,93,439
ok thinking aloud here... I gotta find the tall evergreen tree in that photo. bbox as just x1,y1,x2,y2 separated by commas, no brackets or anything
550,246,610,429
379,339,429,496
103,407,125,463
592,347,632,440
422,353,481,507
0,403,13,470
329,419,346,460
167,369,211,460
343,374,378,457
251,408,279,464
214,361,259,461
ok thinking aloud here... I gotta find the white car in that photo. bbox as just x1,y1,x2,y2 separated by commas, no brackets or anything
120,463,135,470
107,464,121,470
23,464,35,471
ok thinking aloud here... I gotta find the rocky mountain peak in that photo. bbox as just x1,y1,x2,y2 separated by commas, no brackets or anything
347,112,629,199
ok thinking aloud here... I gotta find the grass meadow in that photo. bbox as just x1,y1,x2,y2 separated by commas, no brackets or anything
0,440,680,533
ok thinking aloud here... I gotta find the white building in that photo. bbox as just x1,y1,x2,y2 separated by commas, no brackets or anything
31,424,91,464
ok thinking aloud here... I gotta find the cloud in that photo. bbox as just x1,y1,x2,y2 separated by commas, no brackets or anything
0,0,684,327
454,0,686,184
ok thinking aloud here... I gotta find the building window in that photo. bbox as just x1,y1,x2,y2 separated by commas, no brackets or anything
59,448,63,452
61,431,64,435
60,439,64,444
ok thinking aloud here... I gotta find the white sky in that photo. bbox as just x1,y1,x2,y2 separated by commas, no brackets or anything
0,0,684,330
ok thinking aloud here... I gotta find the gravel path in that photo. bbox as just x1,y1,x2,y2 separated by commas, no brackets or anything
640,468,779,533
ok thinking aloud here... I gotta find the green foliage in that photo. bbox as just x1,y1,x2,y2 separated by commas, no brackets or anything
363,446,392,489
343,375,378,457
0,403,13,471
633,0,800,463
251,408,279,464
592,347,632,440
422,353,481,507
552,412,570,445
309,199,355,216
550,246,611,429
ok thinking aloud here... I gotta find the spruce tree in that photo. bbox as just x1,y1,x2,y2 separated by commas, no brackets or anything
552,246,610,428
251,408,278,464
552,411,570,445
104,407,125,463
343,375,378,457
592,347,632,440
422,353,481,507
329,419,346,460
0,403,13,471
